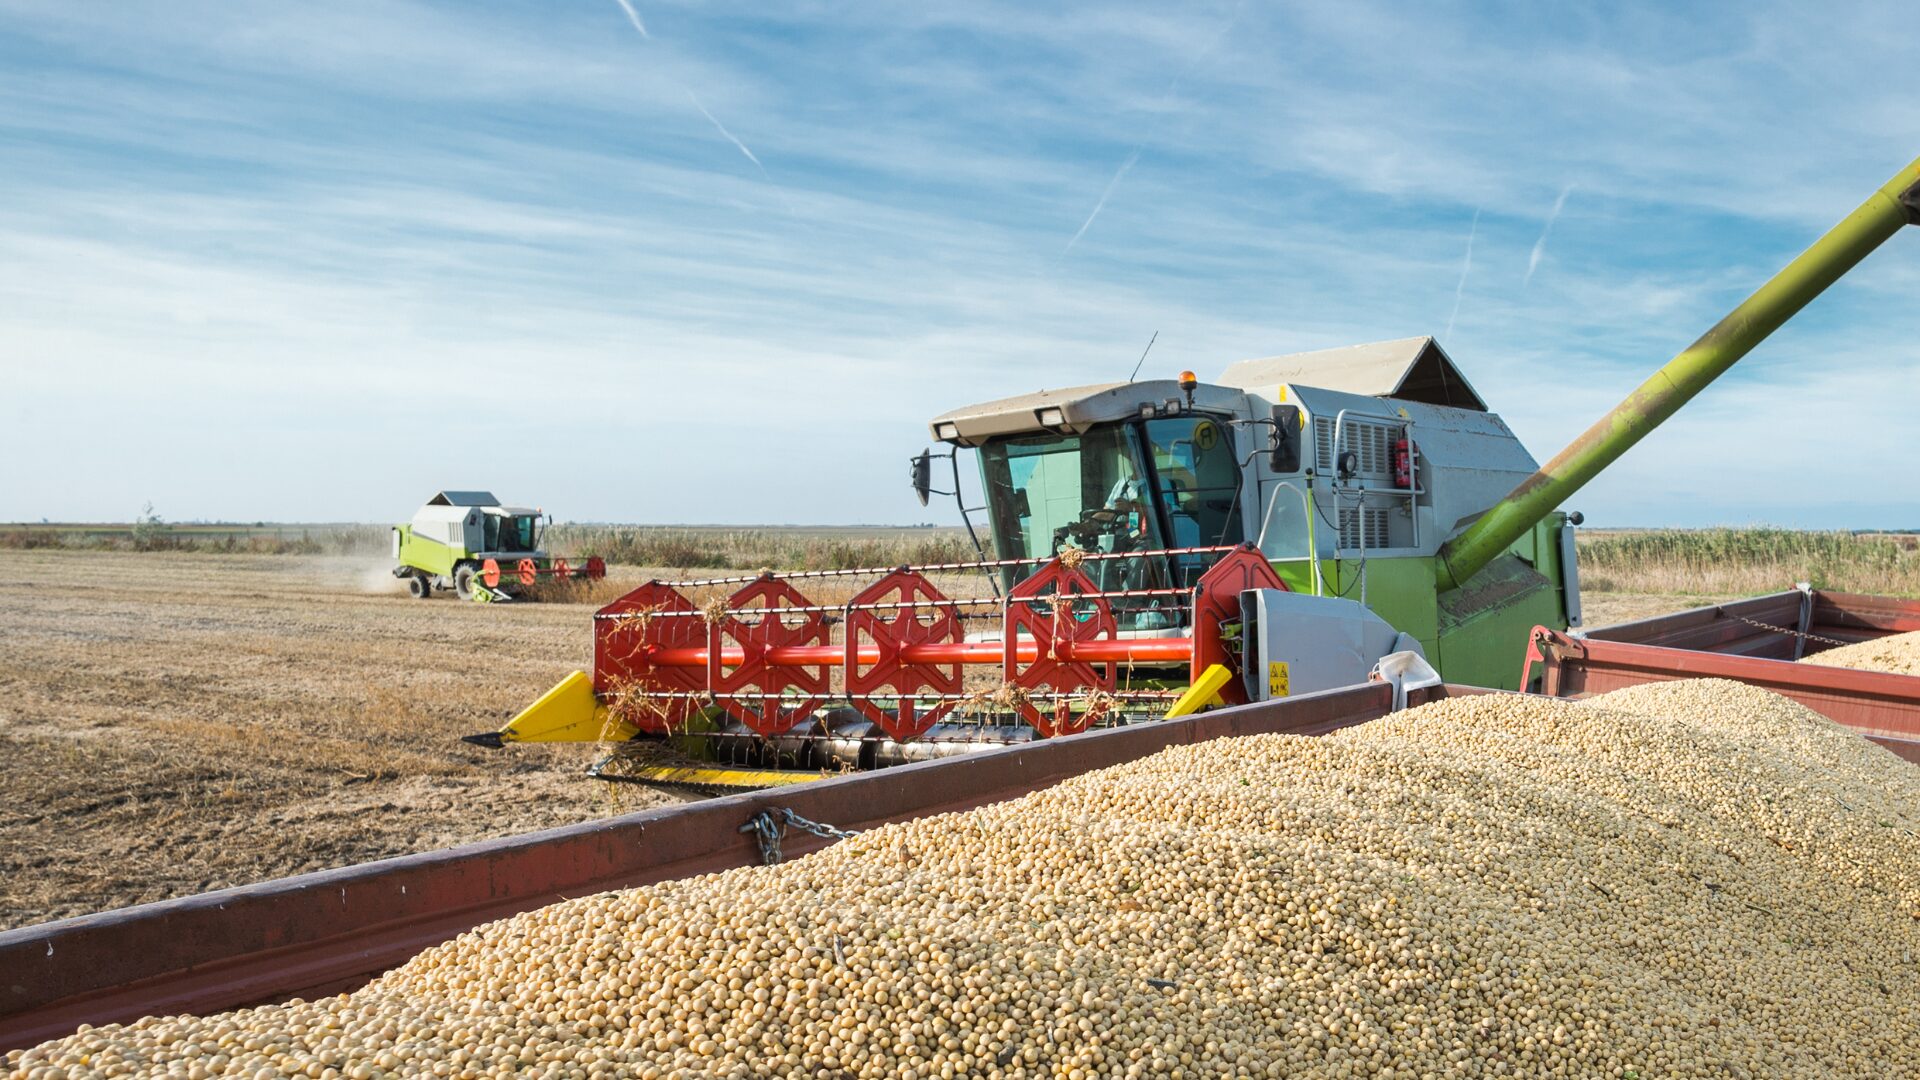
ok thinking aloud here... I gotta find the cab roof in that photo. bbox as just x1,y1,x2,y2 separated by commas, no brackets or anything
929,337,1487,446
928,378,1247,447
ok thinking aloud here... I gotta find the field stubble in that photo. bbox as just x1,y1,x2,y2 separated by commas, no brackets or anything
0,551,672,929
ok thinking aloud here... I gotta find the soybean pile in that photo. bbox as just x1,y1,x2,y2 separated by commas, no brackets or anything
1803,628,1920,676
10,680,1920,1080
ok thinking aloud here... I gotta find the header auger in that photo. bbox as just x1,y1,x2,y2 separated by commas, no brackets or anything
472,152,1920,792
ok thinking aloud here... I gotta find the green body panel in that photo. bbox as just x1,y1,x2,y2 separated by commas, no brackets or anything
1270,556,1441,658
1267,515,1571,691
394,525,467,578
1436,155,1920,591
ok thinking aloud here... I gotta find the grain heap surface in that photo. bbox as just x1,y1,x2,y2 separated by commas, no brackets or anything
1801,628,1920,676
10,679,1920,1079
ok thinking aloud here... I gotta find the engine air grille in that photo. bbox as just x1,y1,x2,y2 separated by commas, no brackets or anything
1337,506,1392,552
1314,417,1396,478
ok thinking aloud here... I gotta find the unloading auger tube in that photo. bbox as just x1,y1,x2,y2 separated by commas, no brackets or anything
1436,154,1920,592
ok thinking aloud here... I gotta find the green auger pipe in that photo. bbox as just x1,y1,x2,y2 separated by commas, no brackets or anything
1434,154,1920,594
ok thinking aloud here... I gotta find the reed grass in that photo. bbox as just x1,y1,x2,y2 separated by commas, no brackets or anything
10,521,1915,598
1577,528,1920,597
552,526,981,572
0,522,980,571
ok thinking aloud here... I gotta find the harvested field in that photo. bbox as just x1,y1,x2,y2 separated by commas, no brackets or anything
0,550,666,930
0,548,1710,932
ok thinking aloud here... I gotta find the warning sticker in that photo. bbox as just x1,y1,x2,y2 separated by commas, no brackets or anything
1193,420,1218,452
1267,661,1290,699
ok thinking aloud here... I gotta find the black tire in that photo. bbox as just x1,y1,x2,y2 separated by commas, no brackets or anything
406,573,432,599
453,564,478,602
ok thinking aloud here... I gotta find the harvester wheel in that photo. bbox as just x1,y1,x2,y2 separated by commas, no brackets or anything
453,564,478,602
406,572,432,599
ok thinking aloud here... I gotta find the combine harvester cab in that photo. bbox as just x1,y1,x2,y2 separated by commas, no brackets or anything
473,152,1920,791
392,491,604,602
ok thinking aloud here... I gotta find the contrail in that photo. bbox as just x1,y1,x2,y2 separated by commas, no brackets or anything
611,0,649,38
1065,150,1141,252
1525,184,1575,286
1444,209,1480,341
687,90,767,175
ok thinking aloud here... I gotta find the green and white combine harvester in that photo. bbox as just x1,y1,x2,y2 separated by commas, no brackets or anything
462,154,1920,791
391,491,605,602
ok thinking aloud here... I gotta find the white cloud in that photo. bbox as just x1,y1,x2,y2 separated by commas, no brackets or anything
1064,150,1141,252
611,0,649,39
1525,186,1575,286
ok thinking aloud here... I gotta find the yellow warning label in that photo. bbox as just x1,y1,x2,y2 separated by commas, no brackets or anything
1267,661,1290,699
1193,420,1218,452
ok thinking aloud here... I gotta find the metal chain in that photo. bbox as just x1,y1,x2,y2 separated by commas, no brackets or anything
1726,612,1855,649
740,807,862,865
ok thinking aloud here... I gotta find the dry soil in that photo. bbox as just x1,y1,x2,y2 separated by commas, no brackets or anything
0,551,673,930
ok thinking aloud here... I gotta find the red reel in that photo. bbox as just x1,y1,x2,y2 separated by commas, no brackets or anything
481,558,501,588
554,558,573,581
594,583,705,733
709,576,830,736
1189,545,1287,704
516,558,538,586
844,570,963,741
1003,557,1116,737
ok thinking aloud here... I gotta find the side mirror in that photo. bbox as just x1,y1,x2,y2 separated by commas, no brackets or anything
911,449,933,507
1268,405,1301,473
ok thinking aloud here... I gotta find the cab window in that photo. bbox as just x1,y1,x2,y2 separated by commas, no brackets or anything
1142,417,1242,551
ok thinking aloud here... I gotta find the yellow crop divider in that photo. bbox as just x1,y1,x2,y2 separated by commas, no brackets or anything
500,670,637,743
1164,664,1234,718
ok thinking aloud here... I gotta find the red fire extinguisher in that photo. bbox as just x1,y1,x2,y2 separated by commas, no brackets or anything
1393,432,1416,489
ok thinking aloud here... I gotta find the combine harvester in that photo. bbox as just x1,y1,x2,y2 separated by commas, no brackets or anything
3,153,1918,1055
471,156,1920,791
391,491,605,602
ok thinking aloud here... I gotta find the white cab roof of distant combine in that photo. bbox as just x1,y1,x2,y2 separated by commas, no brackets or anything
1217,336,1488,411
413,493,539,526
428,491,499,507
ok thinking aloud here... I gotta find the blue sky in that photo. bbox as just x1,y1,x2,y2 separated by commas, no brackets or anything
2,1,1916,527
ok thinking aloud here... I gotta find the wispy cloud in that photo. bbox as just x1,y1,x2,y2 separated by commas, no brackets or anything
1444,209,1479,340
611,0,649,39
1065,150,1140,252
686,90,767,176
1525,184,1575,286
